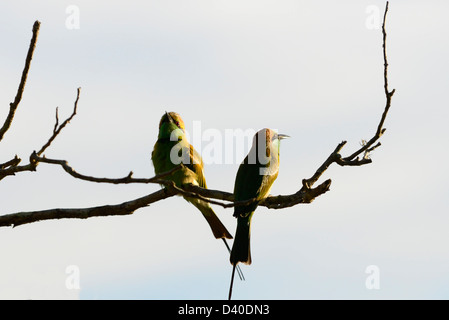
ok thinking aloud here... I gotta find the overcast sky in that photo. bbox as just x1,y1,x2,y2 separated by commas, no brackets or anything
1,0,449,299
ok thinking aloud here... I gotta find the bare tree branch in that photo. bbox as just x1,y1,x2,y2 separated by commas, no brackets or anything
36,87,81,156
0,88,82,181
0,188,176,228
342,1,394,163
0,20,40,142
0,155,21,170
296,1,394,192
0,172,331,228
0,161,36,180
0,22,81,182
32,154,184,184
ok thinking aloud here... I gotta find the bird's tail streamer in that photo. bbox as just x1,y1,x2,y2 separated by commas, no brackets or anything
228,263,237,300
222,239,245,281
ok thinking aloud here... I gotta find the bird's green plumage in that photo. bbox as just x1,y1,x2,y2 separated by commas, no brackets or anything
151,112,232,239
152,137,206,188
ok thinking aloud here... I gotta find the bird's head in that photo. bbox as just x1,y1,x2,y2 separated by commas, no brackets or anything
249,128,289,165
158,111,186,140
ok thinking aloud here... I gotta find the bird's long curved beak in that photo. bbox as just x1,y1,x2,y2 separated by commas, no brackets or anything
278,134,290,140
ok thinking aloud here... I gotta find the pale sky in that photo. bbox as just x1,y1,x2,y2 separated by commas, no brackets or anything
1,0,449,299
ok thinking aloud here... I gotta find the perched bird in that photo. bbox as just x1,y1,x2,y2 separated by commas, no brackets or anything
152,112,243,279
228,128,289,299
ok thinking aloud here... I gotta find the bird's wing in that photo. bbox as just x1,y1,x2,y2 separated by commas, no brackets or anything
233,160,264,218
185,144,207,188
151,140,176,174
233,155,279,218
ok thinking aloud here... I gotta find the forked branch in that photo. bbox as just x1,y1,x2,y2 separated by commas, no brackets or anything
0,88,82,181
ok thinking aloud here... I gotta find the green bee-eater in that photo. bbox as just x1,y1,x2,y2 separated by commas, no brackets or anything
228,128,289,299
152,112,245,279
152,112,233,239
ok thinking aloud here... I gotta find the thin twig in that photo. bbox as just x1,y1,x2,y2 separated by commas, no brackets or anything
37,88,81,156
342,1,394,162
300,1,394,191
0,88,81,181
33,153,184,184
0,21,40,142
0,155,21,170
53,107,59,134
